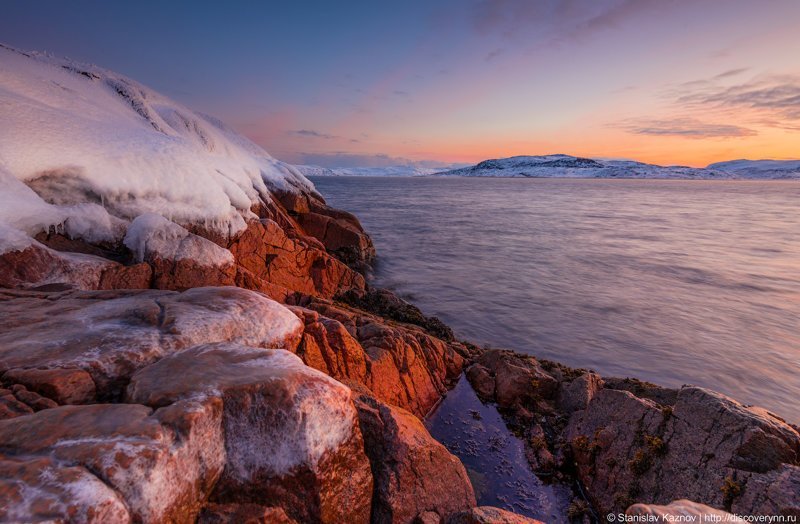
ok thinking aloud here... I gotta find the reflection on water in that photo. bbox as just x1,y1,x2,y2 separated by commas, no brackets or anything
425,376,573,521
312,177,800,422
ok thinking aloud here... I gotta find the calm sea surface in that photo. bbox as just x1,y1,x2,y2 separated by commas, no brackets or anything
311,177,800,422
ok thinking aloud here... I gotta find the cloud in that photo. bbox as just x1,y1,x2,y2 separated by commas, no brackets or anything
712,68,749,80
291,129,337,139
470,0,664,45
675,75,800,129
618,118,757,138
485,48,505,61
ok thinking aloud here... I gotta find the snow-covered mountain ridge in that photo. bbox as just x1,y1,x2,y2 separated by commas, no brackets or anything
434,154,800,179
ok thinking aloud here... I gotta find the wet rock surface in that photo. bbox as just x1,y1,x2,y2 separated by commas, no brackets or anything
426,376,573,523
0,286,303,400
354,389,476,523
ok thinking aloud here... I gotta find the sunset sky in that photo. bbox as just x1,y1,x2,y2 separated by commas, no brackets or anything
3,0,798,167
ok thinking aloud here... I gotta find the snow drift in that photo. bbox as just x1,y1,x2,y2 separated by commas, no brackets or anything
0,44,314,253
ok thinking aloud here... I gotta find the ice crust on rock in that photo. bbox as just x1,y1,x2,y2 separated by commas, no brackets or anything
126,345,356,477
0,44,315,249
124,212,235,266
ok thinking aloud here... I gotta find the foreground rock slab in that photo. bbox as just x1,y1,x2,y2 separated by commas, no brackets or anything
0,287,303,401
0,401,224,523
127,344,373,524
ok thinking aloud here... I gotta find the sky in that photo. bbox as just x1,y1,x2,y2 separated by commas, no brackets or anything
1,0,798,168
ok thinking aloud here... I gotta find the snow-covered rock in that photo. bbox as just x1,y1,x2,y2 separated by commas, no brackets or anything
0,44,314,249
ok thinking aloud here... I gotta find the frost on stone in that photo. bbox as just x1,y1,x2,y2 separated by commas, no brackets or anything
220,349,357,478
126,344,357,479
0,44,316,241
123,212,235,266
159,287,303,349
0,456,130,523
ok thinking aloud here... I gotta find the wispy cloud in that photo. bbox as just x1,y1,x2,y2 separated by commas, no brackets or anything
712,68,749,80
618,118,756,138
291,129,337,139
677,76,800,126
485,48,505,61
471,0,664,45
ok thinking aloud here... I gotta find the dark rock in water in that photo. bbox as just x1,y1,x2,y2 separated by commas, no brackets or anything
337,287,455,342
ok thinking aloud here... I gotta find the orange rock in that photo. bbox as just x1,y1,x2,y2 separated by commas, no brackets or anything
2,368,96,405
354,391,475,523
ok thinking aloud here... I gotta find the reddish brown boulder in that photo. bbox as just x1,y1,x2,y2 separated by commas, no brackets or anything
1,367,96,404
0,401,225,523
290,305,368,383
7,384,58,411
354,392,475,523
228,218,365,299
557,372,603,413
0,455,131,523
198,503,298,524
468,350,557,409
126,343,373,524
0,389,33,419
292,297,466,417
447,506,545,524
270,188,375,268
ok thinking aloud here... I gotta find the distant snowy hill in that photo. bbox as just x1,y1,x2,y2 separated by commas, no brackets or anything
294,165,445,177
0,44,314,252
707,159,800,179
435,154,800,179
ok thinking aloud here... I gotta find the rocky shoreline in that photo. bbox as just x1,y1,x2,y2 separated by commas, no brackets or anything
1,181,798,523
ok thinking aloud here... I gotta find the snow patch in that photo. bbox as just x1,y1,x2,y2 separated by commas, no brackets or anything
163,287,302,348
123,213,235,266
0,223,33,254
0,44,315,239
